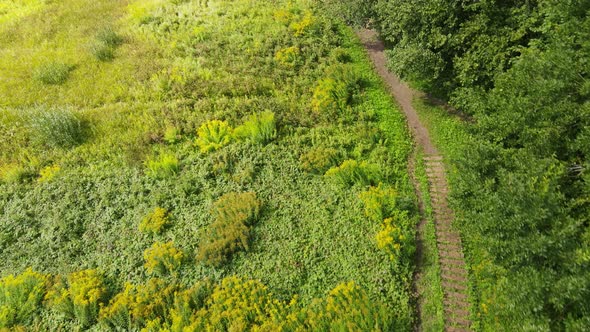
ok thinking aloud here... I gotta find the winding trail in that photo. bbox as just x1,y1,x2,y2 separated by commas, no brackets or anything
357,29,472,331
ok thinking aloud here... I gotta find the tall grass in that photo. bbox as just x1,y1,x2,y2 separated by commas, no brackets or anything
91,27,124,62
234,111,277,144
26,106,85,148
34,62,72,85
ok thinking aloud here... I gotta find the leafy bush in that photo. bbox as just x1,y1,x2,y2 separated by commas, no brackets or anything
211,192,261,226
322,0,374,26
45,269,106,328
330,47,352,63
26,106,85,148
375,211,413,268
274,46,300,67
197,220,250,267
143,241,183,276
173,278,394,331
234,111,277,145
198,192,261,266
290,11,315,37
99,278,179,330
300,147,340,174
0,268,48,328
166,281,213,331
145,153,179,178
376,217,404,262
304,281,394,331
37,164,60,183
311,64,360,113
311,77,347,113
195,120,232,153
139,207,169,234
163,126,180,144
359,184,398,222
189,276,289,330
325,159,380,187
34,62,72,85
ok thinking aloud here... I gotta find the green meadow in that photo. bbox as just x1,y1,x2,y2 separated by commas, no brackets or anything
0,0,416,330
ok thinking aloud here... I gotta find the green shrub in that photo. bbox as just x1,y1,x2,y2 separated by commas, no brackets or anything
163,126,180,144
91,27,123,62
188,276,289,330
359,184,398,222
195,120,232,153
310,281,394,331
211,192,261,226
169,278,394,331
45,269,106,328
167,281,213,330
96,27,123,47
37,164,60,183
330,47,352,63
90,43,115,62
197,220,251,267
34,62,72,85
311,64,360,113
375,212,412,266
145,153,179,178
139,207,169,234
300,147,340,173
325,160,380,187
26,106,85,148
274,46,300,67
234,111,277,145
0,268,48,328
143,241,183,276
99,278,179,330
198,192,261,266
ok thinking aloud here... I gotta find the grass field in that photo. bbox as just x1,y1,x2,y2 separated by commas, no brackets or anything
0,0,417,330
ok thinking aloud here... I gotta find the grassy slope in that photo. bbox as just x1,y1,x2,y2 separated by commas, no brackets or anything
1,0,416,329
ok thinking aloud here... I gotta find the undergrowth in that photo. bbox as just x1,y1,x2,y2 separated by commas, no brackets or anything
0,0,416,330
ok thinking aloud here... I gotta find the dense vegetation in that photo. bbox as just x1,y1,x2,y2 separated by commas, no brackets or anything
327,0,590,330
0,0,418,330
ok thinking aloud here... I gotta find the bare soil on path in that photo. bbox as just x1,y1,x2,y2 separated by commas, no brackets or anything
357,28,472,332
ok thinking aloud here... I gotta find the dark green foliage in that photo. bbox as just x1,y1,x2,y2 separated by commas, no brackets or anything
340,0,590,328
322,0,376,26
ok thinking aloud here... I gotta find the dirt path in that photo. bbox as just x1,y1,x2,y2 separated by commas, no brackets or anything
357,29,472,332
